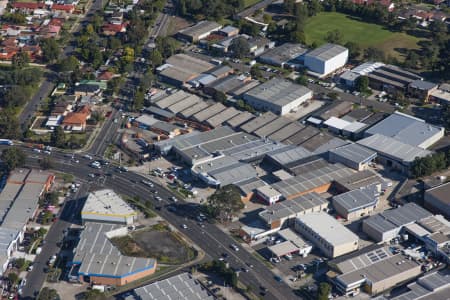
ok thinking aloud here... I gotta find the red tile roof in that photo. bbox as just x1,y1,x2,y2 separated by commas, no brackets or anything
51,4,74,12
12,2,45,10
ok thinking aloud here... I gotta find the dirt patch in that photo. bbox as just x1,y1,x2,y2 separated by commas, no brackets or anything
111,226,196,264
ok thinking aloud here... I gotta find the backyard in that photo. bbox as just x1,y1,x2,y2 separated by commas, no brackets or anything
304,12,424,60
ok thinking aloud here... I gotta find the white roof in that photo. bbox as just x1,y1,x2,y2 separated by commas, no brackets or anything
82,189,136,218
324,117,351,130
296,212,358,246
256,185,282,198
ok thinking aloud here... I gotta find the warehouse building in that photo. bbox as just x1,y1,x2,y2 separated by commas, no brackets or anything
81,189,137,225
243,78,313,115
332,185,379,221
424,182,450,219
204,74,252,96
256,185,283,205
357,134,432,174
265,145,313,169
408,79,438,102
205,106,240,127
224,138,290,163
295,212,359,258
283,126,320,146
389,270,450,300
329,143,377,171
367,64,422,93
318,101,354,121
179,102,210,119
362,203,432,242
192,102,227,123
177,21,222,42
272,163,354,199
304,43,348,78
258,43,308,68
331,247,422,296
132,272,214,300
240,111,278,133
167,94,202,114
268,122,305,142
259,192,329,229
157,54,215,86
364,111,444,149
225,112,255,129
72,222,157,286
339,62,384,88
334,169,391,193
234,178,267,202
0,228,21,275
253,117,292,138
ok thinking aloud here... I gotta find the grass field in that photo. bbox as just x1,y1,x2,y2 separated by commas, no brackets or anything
244,0,261,8
305,12,423,60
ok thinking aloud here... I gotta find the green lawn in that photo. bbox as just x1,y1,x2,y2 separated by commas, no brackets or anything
305,12,423,60
244,0,261,8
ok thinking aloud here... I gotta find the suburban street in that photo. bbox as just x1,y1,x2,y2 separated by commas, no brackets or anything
8,146,297,300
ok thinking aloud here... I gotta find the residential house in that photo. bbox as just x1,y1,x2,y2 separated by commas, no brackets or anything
51,4,75,13
62,105,91,131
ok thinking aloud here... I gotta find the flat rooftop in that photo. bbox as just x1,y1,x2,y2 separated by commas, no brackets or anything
134,272,214,300
425,182,450,205
178,21,221,38
259,43,307,65
330,143,377,165
297,212,359,246
244,78,312,107
266,145,313,167
82,189,136,218
305,43,347,61
332,185,379,213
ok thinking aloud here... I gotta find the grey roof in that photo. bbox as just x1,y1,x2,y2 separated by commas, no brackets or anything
192,156,238,174
178,21,221,39
253,117,292,138
0,183,21,223
82,189,136,218
219,25,238,35
329,143,377,165
208,162,257,186
332,185,379,213
305,43,348,62
179,102,210,118
296,212,358,246
357,134,432,163
365,112,444,148
258,43,307,66
272,163,354,197
144,106,175,119
335,246,391,274
224,139,290,162
425,182,450,205
0,227,19,255
409,79,438,91
391,270,450,300
155,90,191,109
244,78,312,107
152,121,181,134
305,134,348,154
134,272,214,300
135,114,158,127
259,192,328,224
74,222,156,278
318,101,353,120
266,146,313,167
207,75,248,94
205,107,240,127
337,253,420,288
205,65,233,77
225,112,255,128
362,203,432,234
192,102,227,122
240,112,278,133
286,156,330,176
268,122,305,142
234,178,267,196
335,169,386,191
167,94,201,114
283,126,319,145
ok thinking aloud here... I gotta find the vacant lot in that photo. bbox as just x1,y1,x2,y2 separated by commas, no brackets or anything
111,224,196,264
305,12,423,60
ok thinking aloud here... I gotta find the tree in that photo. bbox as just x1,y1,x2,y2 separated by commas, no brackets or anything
122,47,135,64
229,37,250,59
40,39,60,63
149,49,163,67
133,89,145,111
213,90,227,103
14,258,26,270
345,41,361,60
40,157,53,170
325,29,343,44
240,21,259,37
46,191,59,206
296,75,308,86
250,66,262,79
355,76,369,93
0,110,21,139
8,272,19,285
205,185,244,222
1,147,26,171
12,51,30,69
38,287,60,300
317,282,331,300
364,47,385,61
82,289,106,300
56,55,79,72
51,127,66,148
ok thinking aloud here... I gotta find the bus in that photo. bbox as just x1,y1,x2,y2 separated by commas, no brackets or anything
0,139,13,146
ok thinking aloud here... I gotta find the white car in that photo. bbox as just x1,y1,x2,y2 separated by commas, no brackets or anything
33,148,41,153
141,180,154,187
181,224,187,229
83,154,93,160
43,150,51,155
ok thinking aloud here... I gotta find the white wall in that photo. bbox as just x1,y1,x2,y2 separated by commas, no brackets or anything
305,49,348,77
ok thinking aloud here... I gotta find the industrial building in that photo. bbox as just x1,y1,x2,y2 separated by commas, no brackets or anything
331,247,422,296
205,106,240,127
72,222,157,286
253,117,292,138
339,62,384,87
295,213,359,258
362,203,432,242
257,43,307,68
0,228,20,275
272,163,354,199
132,272,214,300
389,270,450,300
332,185,379,221
424,182,450,219
179,102,210,119
225,112,255,129
265,145,312,169
357,134,432,174
329,143,377,171
268,122,305,142
240,111,278,133
367,64,422,93
157,54,215,86
258,192,329,229
304,43,348,77
81,189,137,225
334,169,391,193
177,21,222,42
192,102,227,123
256,185,283,205
408,80,438,101
243,78,313,115
268,229,312,258
234,178,267,202
364,111,444,149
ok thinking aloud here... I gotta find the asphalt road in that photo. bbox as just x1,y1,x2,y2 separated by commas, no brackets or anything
11,147,298,300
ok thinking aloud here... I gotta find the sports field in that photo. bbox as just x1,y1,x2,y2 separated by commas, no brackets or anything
305,12,423,60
